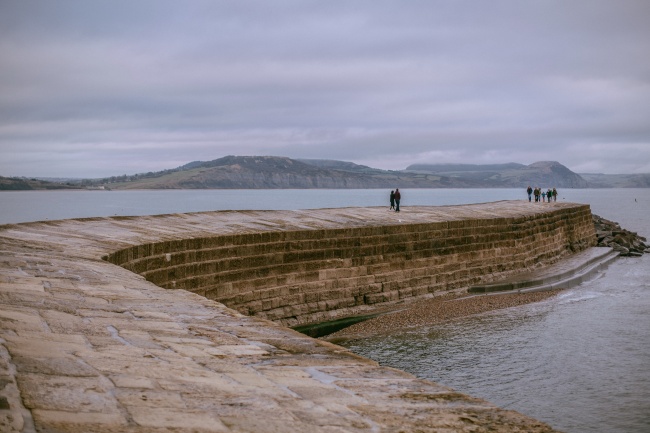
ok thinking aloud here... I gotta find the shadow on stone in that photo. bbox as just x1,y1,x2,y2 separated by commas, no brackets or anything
292,313,381,338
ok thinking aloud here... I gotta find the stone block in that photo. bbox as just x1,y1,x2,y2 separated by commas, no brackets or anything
32,409,128,429
13,355,99,377
4,333,88,359
18,374,119,413
128,407,228,431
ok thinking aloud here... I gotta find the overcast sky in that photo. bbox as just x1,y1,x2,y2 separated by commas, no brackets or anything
1,1,649,178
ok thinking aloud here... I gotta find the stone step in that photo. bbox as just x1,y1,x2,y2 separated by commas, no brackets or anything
468,247,618,293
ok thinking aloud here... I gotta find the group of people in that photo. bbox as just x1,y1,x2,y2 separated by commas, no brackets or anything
389,188,401,211
527,186,557,203
387,187,558,209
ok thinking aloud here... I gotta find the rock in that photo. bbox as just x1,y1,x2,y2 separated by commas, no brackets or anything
596,230,612,241
600,236,614,245
611,244,629,254
613,235,630,248
593,214,647,256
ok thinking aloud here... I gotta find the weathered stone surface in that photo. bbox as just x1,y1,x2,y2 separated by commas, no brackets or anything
0,202,591,432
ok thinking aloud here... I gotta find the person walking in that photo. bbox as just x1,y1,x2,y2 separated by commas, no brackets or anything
389,190,395,210
527,186,533,202
394,188,401,212
552,188,558,202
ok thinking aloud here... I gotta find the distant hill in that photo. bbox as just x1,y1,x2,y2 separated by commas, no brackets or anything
578,173,650,188
5,156,647,190
104,155,449,189
295,159,388,174
0,176,80,191
100,156,590,189
407,163,526,172
404,160,589,188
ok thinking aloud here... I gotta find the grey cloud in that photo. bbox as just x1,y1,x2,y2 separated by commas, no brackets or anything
1,0,649,177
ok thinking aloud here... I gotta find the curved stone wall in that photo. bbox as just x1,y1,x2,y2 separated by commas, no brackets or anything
105,204,595,326
1,205,576,432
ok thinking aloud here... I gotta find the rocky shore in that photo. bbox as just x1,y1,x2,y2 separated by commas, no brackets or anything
326,290,562,342
593,214,648,256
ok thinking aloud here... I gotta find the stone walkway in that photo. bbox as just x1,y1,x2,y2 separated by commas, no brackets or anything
0,202,579,432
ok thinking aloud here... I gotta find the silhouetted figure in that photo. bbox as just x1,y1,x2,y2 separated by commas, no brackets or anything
394,189,401,212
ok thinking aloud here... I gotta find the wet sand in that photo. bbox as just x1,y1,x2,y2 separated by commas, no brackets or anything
326,289,562,341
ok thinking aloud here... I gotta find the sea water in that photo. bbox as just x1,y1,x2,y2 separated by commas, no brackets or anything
340,189,650,433
2,188,649,432
0,188,525,225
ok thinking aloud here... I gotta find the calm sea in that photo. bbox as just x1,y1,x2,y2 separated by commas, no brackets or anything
2,188,649,433
0,188,525,225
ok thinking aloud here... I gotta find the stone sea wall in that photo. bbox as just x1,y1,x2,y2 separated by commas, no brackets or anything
0,202,593,432
106,203,596,327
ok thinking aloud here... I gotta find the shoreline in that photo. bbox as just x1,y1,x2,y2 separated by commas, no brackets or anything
325,289,563,342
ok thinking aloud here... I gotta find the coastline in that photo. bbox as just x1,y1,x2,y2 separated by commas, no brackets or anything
326,289,563,342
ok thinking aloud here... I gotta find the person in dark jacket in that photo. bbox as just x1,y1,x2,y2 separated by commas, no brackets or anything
389,190,395,210
394,188,401,212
